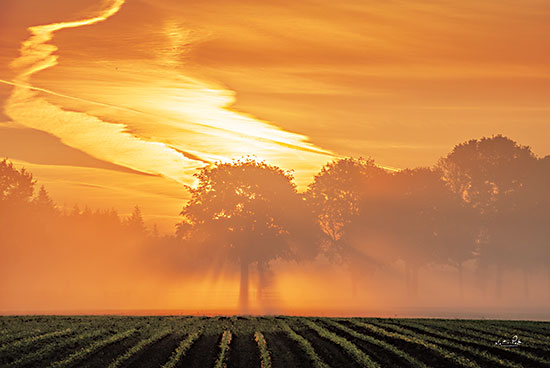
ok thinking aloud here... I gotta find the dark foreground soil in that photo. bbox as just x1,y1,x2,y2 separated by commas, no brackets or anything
294,327,363,368
175,333,219,368
124,333,182,368
227,333,261,368
79,334,142,368
2,316,549,368
264,331,312,368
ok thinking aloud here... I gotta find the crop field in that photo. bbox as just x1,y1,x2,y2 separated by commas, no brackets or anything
1,316,549,368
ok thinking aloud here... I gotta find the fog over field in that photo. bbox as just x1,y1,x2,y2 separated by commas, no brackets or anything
1,0,549,320
2,136,549,320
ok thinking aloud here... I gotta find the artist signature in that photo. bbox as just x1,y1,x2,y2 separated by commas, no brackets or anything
495,335,522,347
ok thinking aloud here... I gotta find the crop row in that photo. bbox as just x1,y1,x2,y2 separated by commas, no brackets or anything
0,328,47,346
108,328,172,368
7,328,106,367
418,319,550,351
322,318,427,368
349,320,480,367
214,330,232,368
254,331,271,368
1,316,548,368
50,328,138,368
300,318,380,367
377,319,550,367
0,328,72,353
277,319,329,368
161,331,202,368
368,319,520,368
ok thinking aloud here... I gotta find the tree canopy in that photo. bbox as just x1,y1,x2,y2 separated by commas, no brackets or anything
0,158,35,205
179,158,319,311
306,157,387,261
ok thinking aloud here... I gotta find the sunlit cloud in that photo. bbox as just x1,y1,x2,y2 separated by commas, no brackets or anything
4,0,334,190
0,0,549,317
1,0,549,209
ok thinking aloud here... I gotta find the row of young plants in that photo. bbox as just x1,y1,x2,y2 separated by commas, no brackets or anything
233,317,549,368
0,316,104,341
107,328,172,368
424,319,550,351
0,316,158,365
116,316,205,368
214,330,232,368
300,318,381,368
0,328,73,359
247,317,550,368
484,320,550,337
322,319,427,368
161,331,202,368
49,328,138,368
367,319,519,368
2,316,548,367
349,320,480,368
277,319,329,368
0,328,48,346
385,319,550,367
420,318,550,348
110,317,205,368
254,331,272,368
7,328,106,367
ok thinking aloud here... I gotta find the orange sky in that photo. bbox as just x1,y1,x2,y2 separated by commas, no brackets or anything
1,0,549,230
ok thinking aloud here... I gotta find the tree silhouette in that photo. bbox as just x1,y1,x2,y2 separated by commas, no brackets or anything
426,168,478,298
306,158,386,260
33,185,56,213
179,158,319,312
488,154,550,298
126,205,146,233
438,135,538,297
438,135,535,213
534,156,550,296
0,159,35,205
306,157,388,295
347,167,477,297
373,168,448,296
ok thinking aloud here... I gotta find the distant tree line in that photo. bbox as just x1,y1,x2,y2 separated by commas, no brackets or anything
168,135,550,310
0,158,152,276
2,135,549,311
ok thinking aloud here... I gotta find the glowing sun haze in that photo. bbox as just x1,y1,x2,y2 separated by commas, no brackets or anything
1,0,549,228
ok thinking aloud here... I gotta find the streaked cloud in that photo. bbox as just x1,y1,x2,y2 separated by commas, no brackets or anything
0,0,548,224
3,0,333,192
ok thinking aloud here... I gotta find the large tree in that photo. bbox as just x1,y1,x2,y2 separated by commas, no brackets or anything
306,158,386,260
179,158,319,312
306,157,388,295
347,167,477,297
437,135,538,297
490,154,550,297
437,135,535,213
413,168,478,297
534,156,550,296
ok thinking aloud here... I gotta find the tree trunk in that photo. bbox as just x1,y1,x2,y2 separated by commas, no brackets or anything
239,261,249,314
257,261,274,303
523,268,529,299
495,263,502,299
405,263,418,297
350,266,358,298
412,266,418,297
458,262,464,299
476,265,488,297
405,263,411,296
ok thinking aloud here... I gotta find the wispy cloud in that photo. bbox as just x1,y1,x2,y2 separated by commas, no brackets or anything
4,0,333,188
